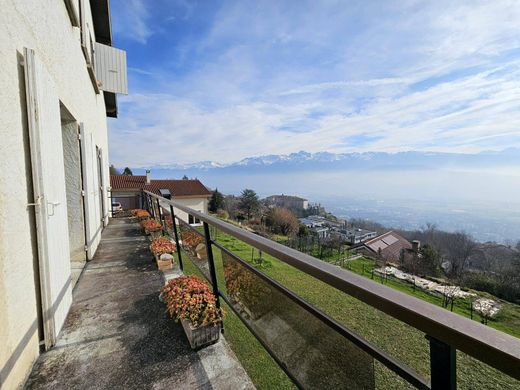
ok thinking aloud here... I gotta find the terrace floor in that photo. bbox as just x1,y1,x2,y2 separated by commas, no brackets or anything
24,218,254,390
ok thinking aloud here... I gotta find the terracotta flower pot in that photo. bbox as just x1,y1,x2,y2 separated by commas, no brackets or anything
180,318,220,349
157,259,173,271
156,253,174,271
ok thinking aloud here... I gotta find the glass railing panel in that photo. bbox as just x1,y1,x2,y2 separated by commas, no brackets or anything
213,227,430,389
176,218,211,280
457,351,520,390
221,248,375,389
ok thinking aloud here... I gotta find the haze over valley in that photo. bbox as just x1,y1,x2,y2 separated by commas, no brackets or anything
130,148,520,243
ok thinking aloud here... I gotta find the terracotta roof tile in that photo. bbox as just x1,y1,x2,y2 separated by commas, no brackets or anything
110,175,146,189
110,175,211,197
145,179,211,197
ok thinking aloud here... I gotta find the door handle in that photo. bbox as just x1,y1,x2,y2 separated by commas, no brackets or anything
47,202,61,217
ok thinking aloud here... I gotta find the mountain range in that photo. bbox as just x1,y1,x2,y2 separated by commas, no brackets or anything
128,148,520,243
137,148,520,175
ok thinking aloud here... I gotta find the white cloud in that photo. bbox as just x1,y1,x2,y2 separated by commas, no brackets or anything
112,0,153,44
109,0,520,166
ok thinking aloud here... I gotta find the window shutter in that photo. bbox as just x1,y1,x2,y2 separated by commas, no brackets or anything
94,43,128,94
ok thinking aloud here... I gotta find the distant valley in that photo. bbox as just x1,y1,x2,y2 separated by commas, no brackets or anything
130,149,520,243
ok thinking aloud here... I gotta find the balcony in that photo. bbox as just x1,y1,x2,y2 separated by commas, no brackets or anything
24,217,253,389
26,191,520,389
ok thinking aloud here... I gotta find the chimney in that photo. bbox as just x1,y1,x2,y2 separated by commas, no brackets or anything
412,240,421,253
145,170,151,185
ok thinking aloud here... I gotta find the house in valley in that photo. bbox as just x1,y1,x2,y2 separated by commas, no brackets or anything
265,194,309,210
353,231,412,263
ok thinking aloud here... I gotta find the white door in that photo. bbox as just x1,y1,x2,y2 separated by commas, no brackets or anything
24,48,73,349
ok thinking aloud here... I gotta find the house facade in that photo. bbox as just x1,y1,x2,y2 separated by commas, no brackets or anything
0,1,126,388
353,231,412,263
336,228,378,245
110,173,212,225
265,194,309,210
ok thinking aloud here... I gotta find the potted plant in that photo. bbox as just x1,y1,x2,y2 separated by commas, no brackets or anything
162,275,222,349
132,209,151,221
180,230,205,254
156,253,174,271
150,236,177,270
140,219,163,238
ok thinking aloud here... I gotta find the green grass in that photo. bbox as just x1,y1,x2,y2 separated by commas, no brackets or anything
179,250,295,390
176,228,520,390
344,257,520,338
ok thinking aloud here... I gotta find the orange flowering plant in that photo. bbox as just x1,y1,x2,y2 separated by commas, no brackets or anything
181,230,205,248
140,219,162,232
131,209,150,218
162,275,222,328
150,236,176,255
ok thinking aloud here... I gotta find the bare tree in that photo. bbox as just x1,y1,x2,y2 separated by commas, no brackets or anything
443,231,476,280
265,207,300,236
441,284,459,312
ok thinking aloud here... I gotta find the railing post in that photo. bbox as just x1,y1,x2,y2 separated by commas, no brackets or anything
169,204,183,271
156,198,163,220
147,194,155,218
429,336,456,390
203,221,222,312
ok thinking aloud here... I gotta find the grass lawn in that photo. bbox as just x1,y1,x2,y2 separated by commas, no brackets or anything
176,227,520,390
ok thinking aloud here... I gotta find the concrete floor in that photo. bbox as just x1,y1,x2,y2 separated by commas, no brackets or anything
24,218,254,390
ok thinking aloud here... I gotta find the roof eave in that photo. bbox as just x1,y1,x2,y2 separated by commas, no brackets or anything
90,0,112,46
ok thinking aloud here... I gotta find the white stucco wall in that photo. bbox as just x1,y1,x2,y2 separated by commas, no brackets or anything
0,1,111,388
159,196,210,225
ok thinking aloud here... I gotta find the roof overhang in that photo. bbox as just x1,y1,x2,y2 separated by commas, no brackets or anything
90,0,112,46
90,0,117,117
104,91,117,118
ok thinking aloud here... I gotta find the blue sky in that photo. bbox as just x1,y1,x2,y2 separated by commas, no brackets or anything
108,0,520,167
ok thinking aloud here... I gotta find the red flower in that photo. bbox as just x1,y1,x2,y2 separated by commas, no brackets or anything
140,219,162,232
162,275,222,327
150,236,176,255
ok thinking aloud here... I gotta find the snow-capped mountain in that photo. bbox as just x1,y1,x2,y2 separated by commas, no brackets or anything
146,148,520,173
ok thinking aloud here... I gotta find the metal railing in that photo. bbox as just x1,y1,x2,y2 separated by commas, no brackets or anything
143,190,520,390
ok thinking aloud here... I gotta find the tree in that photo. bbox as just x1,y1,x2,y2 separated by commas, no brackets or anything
109,164,120,175
122,167,133,175
209,188,224,213
441,284,458,311
239,189,260,220
265,207,299,236
417,244,441,276
444,231,476,280
182,175,189,180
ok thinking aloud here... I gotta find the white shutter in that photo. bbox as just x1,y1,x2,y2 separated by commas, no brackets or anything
79,123,93,257
80,0,93,65
94,43,128,94
24,48,73,349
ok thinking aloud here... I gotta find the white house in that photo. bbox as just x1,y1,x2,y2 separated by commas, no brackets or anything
110,173,212,225
0,1,127,388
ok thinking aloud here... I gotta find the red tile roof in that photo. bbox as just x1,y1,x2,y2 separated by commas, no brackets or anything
110,175,211,197
110,175,147,189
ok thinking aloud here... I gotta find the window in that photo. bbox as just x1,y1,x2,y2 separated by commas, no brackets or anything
159,189,171,199
188,214,201,225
